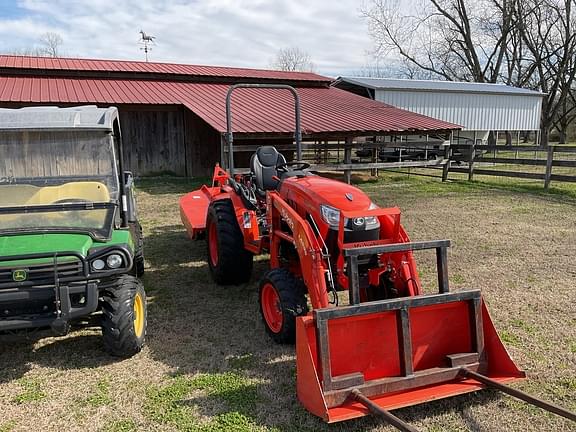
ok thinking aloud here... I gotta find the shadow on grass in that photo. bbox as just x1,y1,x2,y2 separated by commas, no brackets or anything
140,219,509,431
0,330,118,384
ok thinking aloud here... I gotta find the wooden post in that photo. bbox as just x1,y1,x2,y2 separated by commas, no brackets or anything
468,134,476,181
442,133,452,182
544,145,554,190
344,137,353,184
371,141,378,177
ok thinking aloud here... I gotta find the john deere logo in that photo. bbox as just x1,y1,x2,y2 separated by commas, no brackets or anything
12,269,28,282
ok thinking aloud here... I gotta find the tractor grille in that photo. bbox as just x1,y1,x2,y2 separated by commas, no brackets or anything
0,259,83,286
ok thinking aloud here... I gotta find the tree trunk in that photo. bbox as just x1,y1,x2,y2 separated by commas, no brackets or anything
540,127,550,147
488,131,496,146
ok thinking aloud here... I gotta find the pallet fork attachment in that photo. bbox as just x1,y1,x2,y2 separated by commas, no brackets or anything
296,240,528,423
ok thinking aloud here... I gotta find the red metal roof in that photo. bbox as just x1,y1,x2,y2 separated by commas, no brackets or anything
0,76,459,135
0,55,330,83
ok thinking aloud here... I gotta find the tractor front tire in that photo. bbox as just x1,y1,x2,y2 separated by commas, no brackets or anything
259,268,309,344
100,275,147,357
206,200,253,285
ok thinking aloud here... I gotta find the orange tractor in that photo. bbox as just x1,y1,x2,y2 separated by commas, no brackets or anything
180,84,575,429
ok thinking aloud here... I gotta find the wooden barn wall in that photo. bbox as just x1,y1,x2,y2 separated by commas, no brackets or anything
119,106,187,176
183,109,221,177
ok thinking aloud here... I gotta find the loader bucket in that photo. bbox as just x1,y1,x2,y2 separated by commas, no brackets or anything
296,291,525,423
296,237,525,423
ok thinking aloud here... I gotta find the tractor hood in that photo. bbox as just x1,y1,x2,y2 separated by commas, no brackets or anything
281,175,374,212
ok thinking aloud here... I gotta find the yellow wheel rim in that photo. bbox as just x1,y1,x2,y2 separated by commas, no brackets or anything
133,292,145,338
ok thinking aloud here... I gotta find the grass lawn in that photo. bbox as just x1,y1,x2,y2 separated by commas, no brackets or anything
0,173,575,432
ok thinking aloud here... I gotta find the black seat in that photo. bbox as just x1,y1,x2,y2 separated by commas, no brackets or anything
250,146,286,192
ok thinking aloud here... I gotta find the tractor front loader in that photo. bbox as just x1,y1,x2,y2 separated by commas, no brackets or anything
180,84,576,429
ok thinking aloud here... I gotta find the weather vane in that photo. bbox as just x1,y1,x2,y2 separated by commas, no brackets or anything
138,30,156,62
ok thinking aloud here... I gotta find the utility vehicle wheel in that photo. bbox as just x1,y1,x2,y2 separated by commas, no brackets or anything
133,254,145,277
259,268,309,344
206,200,253,285
132,223,145,277
100,275,147,357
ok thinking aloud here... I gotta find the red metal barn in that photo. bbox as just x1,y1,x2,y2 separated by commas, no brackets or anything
0,55,457,176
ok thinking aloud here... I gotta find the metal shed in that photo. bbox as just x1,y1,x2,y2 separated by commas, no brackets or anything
332,77,544,143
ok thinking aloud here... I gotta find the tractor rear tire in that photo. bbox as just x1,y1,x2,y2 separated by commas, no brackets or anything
259,268,309,344
100,275,147,357
206,199,253,285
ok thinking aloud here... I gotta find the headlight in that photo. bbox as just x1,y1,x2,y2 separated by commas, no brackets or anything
365,202,379,226
107,254,123,269
320,204,340,226
92,259,106,271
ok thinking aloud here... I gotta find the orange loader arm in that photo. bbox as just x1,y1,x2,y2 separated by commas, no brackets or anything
267,191,330,310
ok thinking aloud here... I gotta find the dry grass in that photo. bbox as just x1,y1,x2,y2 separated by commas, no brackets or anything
0,174,575,432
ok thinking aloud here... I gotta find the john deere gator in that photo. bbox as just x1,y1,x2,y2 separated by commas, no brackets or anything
0,106,146,357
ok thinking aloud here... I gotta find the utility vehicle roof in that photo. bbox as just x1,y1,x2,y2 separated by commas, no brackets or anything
0,105,118,131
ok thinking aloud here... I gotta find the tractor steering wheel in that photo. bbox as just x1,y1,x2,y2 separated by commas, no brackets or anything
276,161,311,172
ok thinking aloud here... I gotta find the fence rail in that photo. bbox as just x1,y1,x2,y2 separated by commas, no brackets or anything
450,144,576,189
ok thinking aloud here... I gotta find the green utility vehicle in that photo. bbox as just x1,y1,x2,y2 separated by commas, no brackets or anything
0,106,146,357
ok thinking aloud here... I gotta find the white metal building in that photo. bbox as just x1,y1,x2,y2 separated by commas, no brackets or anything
332,77,545,143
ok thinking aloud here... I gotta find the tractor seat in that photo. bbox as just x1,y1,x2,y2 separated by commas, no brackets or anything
250,146,286,193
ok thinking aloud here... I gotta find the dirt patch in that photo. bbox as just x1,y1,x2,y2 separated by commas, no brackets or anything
0,175,574,432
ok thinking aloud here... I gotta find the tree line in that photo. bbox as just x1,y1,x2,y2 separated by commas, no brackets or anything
361,0,576,145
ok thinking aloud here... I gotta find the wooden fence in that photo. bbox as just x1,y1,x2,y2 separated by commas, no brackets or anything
448,144,576,189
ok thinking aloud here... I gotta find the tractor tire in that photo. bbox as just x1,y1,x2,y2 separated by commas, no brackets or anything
206,199,253,285
100,275,147,357
258,268,309,344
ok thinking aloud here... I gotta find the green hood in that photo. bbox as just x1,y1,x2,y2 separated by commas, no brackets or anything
0,231,133,266
0,234,94,257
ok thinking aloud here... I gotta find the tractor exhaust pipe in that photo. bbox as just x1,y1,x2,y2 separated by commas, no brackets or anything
225,83,302,174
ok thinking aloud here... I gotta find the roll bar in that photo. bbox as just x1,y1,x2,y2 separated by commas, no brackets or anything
225,84,303,174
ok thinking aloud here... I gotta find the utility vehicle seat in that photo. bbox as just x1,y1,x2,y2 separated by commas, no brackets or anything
250,146,286,192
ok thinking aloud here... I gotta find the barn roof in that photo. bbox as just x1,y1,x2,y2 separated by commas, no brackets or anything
0,56,460,137
0,55,331,85
334,77,545,96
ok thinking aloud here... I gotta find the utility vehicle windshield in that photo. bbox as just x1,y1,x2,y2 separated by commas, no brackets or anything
0,130,120,239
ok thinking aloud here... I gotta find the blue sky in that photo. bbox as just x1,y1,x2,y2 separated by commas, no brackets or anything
0,0,376,77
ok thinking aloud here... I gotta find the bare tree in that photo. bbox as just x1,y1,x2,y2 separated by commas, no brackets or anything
271,47,315,72
4,32,64,58
38,32,63,57
513,0,576,145
361,0,515,83
362,0,576,144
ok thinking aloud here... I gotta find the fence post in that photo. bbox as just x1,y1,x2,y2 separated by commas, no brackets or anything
442,140,451,182
344,137,353,184
468,141,476,181
544,145,554,190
